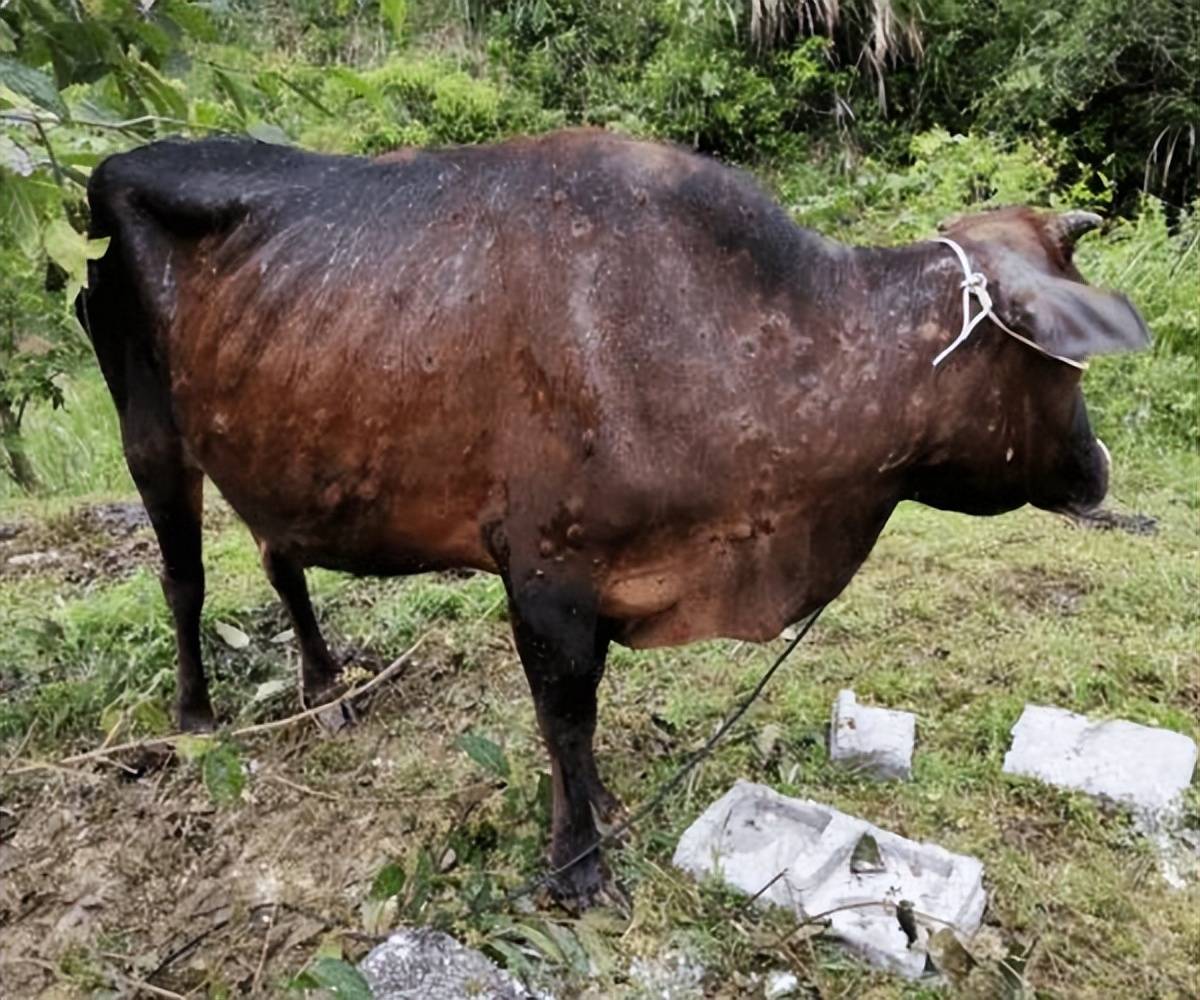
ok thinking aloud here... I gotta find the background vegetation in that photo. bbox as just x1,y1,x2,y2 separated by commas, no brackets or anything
0,2,1196,998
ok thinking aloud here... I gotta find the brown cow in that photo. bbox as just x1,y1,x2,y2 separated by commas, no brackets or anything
79,128,1148,906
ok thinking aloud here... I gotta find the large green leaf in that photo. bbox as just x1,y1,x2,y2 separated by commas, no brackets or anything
42,219,110,306
0,173,56,258
44,19,123,89
305,958,372,999
0,56,67,117
455,731,510,779
0,134,34,176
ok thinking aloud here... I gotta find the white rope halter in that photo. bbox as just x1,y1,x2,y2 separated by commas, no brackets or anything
932,236,1088,371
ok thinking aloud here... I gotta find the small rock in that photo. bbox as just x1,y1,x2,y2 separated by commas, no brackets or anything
764,969,800,998
6,550,62,569
360,927,550,1000
1002,704,1197,815
829,689,916,780
673,781,986,979
83,501,150,536
627,949,706,999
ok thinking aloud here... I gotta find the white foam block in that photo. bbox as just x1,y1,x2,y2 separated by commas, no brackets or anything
1002,704,1197,815
673,781,986,978
829,689,916,780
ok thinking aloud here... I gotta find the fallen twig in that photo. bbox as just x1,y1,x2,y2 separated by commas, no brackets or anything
251,903,278,995
6,635,428,778
0,722,36,782
147,918,231,982
108,969,187,1000
774,897,963,948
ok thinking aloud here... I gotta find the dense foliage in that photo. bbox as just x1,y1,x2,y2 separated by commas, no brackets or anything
0,0,1196,490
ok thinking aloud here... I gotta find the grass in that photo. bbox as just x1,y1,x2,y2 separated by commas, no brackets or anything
0,368,1197,999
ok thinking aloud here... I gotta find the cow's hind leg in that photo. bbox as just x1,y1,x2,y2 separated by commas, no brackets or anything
123,414,212,731
581,628,625,827
507,572,616,909
259,545,341,705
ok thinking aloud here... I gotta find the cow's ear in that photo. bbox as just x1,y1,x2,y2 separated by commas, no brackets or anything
991,257,1152,361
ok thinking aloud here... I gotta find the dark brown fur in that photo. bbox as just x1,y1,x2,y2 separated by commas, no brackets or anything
79,129,1147,905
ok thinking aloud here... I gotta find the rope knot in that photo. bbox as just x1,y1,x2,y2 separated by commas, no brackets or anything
963,271,987,293
930,236,1085,370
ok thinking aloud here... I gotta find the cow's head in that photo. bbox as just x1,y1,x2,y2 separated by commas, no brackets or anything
915,206,1150,517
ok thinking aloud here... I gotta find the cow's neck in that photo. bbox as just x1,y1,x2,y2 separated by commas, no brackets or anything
838,241,1038,515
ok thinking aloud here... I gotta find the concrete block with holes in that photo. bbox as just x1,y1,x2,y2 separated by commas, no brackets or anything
829,689,916,780
1002,704,1198,815
673,781,986,978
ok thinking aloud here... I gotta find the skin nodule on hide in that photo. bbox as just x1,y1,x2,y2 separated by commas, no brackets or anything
79,128,1150,906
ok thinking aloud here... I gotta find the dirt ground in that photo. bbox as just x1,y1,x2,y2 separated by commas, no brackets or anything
0,631,556,1000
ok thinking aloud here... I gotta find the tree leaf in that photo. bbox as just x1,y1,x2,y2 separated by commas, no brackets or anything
0,56,67,117
380,0,408,40
214,621,250,649
251,678,290,703
0,135,34,177
455,731,510,779
201,743,245,805
368,861,405,901
245,121,291,145
42,219,109,305
175,733,214,762
502,919,565,963
305,958,372,999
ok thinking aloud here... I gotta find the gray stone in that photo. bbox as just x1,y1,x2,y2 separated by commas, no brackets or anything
829,689,916,780
626,950,707,999
359,927,548,1000
6,549,61,569
1002,705,1197,816
673,781,985,979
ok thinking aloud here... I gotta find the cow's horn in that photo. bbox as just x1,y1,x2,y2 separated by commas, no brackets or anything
1054,210,1104,245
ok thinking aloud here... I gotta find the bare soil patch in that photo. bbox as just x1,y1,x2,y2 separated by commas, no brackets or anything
0,642,536,998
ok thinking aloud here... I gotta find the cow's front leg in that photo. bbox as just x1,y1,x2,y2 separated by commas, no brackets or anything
259,544,342,706
507,573,615,909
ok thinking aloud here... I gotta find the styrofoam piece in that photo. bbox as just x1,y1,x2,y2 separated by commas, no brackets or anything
829,689,916,780
1002,705,1197,815
673,781,986,979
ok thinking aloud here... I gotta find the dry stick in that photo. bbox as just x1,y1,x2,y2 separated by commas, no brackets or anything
263,771,444,808
148,919,231,982
108,970,187,1000
251,903,278,996
7,635,428,778
773,898,964,948
0,721,36,781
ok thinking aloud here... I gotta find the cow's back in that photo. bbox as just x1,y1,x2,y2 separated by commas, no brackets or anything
85,130,865,644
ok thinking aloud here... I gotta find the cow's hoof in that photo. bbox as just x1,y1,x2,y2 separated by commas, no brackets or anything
303,678,357,732
314,700,356,733
545,854,621,913
177,703,216,733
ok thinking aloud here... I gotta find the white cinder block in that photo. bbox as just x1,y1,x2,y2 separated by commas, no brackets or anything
829,689,916,780
1002,704,1198,815
673,781,986,979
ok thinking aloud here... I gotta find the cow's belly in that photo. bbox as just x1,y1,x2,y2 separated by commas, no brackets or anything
597,523,813,648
